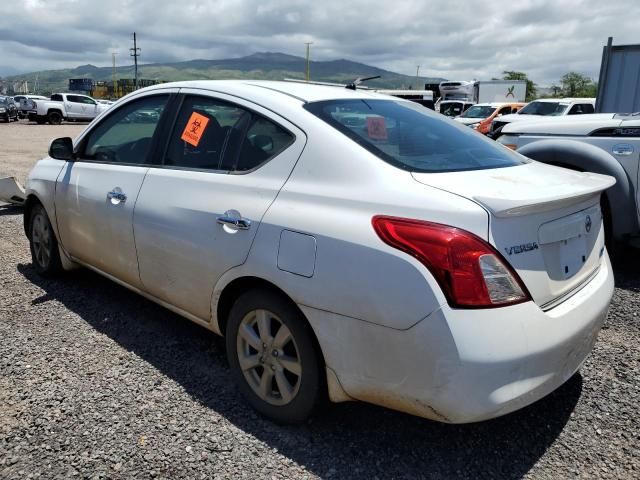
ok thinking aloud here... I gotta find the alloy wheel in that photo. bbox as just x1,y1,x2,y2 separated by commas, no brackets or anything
31,213,52,268
236,309,302,406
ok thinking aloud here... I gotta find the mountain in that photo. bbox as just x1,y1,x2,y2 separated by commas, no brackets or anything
2,52,446,94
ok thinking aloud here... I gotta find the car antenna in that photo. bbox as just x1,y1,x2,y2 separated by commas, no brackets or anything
345,75,381,90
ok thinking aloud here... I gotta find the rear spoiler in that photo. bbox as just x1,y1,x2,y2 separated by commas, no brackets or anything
474,173,616,217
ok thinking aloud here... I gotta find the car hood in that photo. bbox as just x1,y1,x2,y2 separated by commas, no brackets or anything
493,113,521,123
502,114,621,135
454,117,483,125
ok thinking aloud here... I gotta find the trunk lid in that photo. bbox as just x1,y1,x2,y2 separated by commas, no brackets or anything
412,162,615,308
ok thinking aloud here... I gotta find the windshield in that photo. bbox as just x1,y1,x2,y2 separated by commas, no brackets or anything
304,99,526,173
519,101,569,116
461,105,496,119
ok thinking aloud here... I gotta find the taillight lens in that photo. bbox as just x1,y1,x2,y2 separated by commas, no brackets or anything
372,216,530,308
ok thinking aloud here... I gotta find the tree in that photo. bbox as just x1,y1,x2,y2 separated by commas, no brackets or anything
502,71,538,101
559,72,597,97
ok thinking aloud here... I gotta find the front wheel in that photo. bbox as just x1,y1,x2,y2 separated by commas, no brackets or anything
29,204,62,277
226,289,323,424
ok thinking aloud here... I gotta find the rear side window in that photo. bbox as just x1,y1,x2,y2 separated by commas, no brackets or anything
305,99,526,173
164,96,294,172
568,103,594,114
51,94,63,101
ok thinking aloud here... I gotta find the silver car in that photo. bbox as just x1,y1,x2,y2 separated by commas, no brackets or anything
23,81,614,424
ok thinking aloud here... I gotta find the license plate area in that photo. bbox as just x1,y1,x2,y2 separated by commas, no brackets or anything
559,235,588,279
538,205,602,282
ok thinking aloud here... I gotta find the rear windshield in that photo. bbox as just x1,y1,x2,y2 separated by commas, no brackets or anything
461,105,496,118
304,99,526,173
518,101,569,116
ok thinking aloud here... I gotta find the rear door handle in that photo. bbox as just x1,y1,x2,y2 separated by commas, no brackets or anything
217,215,251,230
107,189,127,205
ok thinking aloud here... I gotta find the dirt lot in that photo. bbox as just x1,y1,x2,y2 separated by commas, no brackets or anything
1,121,639,479
0,121,86,184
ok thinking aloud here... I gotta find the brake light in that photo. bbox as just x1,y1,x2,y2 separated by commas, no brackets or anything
372,216,530,308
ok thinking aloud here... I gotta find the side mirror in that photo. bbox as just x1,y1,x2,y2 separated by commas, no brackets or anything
49,137,75,161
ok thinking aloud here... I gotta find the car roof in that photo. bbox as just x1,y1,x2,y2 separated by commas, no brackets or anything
531,98,595,103
474,102,525,107
141,80,391,103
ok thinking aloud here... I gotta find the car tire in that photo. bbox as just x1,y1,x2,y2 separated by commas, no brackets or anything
48,111,63,125
28,204,63,277
225,289,323,424
601,194,617,261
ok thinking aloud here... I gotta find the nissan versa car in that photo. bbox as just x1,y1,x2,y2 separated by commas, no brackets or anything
23,81,615,424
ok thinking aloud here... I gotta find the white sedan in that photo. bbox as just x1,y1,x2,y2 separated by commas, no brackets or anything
23,80,615,424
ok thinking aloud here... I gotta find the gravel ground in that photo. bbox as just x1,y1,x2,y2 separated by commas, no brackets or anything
1,122,639,479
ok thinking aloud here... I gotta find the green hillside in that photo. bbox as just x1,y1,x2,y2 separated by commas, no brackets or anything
3,52,445,94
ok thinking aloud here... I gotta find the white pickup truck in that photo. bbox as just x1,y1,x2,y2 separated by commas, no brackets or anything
498,113,640,250
27,93,111,125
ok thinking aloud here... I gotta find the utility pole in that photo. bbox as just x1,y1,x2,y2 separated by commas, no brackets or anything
130,32,140,89
415,65,420,89
112,52,118,98
304,42,313,81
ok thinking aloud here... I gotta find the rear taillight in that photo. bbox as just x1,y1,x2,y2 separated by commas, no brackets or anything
372,216,530,308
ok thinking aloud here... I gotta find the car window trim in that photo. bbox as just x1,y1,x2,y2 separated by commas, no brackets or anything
157,92,297,175
74,92,175,167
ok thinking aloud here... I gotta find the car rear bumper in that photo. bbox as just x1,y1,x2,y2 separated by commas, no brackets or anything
303,254,614,423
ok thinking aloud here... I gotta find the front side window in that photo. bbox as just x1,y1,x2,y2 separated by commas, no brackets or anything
80,96,97,105
51,94,63,101
82,95,168,164
440,102,464,117
305,99,526,173
165,96,294,172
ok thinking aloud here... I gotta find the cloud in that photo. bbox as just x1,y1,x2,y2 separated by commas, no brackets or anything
0,0,635,85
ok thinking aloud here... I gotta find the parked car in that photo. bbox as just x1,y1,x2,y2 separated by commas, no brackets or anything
0,96,19,122
23,80,614,424
489,98,596,138
455,102,525,135
27,93,110,124
15,95,48,119
439,99,475,117
498,112,640,250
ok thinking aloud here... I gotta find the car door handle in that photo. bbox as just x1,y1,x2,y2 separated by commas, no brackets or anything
217,215,251,230
107,190,127,205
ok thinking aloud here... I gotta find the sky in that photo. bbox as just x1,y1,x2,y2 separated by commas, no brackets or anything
0,0,636,85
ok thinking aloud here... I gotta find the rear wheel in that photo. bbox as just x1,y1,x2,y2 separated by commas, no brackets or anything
48,111,62,125
29,204,62,277
226,289,323,424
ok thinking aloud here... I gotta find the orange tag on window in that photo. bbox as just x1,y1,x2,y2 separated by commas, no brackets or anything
367,116,387,140
181,112,210,147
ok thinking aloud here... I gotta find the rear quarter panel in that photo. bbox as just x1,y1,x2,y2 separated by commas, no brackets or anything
214,115,489,331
